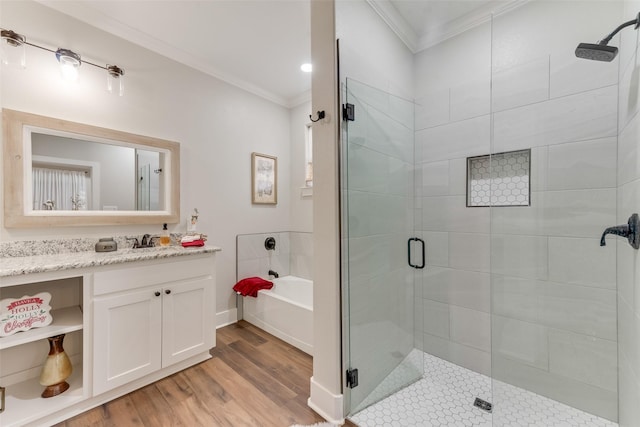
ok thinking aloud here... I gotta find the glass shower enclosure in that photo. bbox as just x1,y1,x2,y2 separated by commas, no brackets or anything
342,78,423,414
340,1,632,425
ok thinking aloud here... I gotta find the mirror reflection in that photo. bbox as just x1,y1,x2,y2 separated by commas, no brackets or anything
31,133,163,211
3,108,180,228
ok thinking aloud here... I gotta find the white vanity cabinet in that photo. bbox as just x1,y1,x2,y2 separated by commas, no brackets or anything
92,256,215,395
0,247,218,427
92,286,162,395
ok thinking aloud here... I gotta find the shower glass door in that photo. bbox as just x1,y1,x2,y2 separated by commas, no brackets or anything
343,78,423,415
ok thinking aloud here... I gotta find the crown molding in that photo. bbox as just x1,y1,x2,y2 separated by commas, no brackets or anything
288,90,312,109
369,0,529,54
416,0,529,52
366,0,419,53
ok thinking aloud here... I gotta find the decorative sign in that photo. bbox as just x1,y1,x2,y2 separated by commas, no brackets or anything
0,292,53,337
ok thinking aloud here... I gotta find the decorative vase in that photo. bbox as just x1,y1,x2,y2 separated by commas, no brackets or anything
39,334,72,398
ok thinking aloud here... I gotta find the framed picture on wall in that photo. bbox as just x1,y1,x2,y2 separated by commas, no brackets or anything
251,152,277,204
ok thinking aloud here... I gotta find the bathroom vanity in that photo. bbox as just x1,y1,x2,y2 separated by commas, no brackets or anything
0,242,220,426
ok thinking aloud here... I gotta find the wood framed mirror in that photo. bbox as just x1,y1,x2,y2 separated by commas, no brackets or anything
3,109,180,227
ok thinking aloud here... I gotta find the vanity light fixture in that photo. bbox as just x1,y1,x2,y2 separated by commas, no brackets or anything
0,28,125,95
106,64,125,96
0,29,26,68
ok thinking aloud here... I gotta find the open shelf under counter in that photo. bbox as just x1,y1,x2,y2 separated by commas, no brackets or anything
0,306,83,350
0,364,83,427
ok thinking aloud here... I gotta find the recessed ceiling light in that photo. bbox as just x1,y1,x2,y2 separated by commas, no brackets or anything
300,63,312,73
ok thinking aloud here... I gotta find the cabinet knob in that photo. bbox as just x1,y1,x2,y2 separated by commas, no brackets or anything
165,289,171,295
154,291,161,297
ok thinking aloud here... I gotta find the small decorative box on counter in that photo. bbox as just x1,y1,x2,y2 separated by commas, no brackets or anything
0,292,53,337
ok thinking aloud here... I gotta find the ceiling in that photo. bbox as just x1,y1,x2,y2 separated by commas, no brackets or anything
37,0,520,108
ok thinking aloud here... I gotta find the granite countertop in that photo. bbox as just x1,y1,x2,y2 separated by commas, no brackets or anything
0,238,221,278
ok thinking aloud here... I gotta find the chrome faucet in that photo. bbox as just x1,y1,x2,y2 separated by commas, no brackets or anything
141,234,152,247
126,234,156,249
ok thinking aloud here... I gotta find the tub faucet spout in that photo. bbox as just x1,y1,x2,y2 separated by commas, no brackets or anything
268,269,279,278
600,213,640,249
600,225,629,246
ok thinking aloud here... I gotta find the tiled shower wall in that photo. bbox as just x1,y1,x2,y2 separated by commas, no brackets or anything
617,1,640,425
236,231,313,281
414,1,621,421
414,21,493,378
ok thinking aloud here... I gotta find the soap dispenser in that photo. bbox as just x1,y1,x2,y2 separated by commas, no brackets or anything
160,223,170,247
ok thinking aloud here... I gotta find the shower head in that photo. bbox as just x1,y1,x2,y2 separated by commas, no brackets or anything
575,43,618,62
575,12,640,62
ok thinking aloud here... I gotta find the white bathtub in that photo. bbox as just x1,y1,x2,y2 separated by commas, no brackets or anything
242,275,313,355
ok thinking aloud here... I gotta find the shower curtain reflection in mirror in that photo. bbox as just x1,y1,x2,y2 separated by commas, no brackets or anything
32,167,90,210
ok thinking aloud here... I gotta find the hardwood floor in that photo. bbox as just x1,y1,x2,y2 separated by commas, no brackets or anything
55,321,356,426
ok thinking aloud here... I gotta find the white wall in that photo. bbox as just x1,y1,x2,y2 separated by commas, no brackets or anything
0,1,298,320
309,0,343,423
414,0,622,421
290,101,313,232
336,0,413,99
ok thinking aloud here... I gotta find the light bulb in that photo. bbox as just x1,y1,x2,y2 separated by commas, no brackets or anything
60,62,79,81
55,48,81,82
300,63,312,73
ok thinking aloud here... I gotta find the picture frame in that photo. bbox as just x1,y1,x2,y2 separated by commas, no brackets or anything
251,152,277,204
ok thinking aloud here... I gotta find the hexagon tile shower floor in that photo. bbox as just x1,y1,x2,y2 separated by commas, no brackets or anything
350,352,616,427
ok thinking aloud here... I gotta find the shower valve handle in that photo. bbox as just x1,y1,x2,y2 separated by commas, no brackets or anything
600,213,640,249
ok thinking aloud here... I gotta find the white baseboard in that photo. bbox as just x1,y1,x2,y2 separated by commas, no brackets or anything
308,376,345,425
216,308,237,328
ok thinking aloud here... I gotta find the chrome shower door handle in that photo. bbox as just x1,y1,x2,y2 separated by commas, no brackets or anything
407,237,425,269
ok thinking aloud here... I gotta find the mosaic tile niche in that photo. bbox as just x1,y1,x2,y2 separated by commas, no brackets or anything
467,149,530,207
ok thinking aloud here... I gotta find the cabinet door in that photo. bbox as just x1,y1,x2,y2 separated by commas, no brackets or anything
93,287,162,395
161,276,214,367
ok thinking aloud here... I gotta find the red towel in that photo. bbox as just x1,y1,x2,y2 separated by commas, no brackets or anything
181,239,205,247
233,277,273,297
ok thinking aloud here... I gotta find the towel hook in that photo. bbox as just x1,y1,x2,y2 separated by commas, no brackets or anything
309,110,326,122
